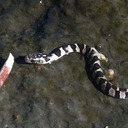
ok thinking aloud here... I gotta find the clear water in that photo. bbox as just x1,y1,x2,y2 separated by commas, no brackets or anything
0,0,128,128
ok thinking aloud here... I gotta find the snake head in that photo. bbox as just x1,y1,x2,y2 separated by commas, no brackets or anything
25,53,48,64
25,53,37,63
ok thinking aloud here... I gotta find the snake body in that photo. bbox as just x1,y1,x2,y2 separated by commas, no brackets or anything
25,43,128,99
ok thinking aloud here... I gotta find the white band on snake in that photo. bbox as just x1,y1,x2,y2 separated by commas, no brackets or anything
25,43,128,99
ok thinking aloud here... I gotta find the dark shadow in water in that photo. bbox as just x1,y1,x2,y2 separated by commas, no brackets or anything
84,55,108,97
0,57,6,69
15,56,29,64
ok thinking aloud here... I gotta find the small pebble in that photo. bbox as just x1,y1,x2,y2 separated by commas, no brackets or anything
37,65,41,70
13,114,20,119
49,101,53,105
108,69,114,78
40,0,42,4
5,125,8,128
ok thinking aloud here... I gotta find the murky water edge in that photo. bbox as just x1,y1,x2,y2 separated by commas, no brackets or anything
0,0,128,128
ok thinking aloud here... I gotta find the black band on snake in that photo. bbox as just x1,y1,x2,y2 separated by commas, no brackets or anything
25,43,128,99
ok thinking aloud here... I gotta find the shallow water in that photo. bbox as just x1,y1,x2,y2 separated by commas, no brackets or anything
0,0,128,128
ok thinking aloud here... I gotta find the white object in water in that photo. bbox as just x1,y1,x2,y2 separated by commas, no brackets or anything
0,53,14,88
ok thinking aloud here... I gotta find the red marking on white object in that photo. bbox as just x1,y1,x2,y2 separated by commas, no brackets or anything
0,53,14,89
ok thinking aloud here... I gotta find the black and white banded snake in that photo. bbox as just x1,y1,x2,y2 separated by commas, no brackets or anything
25,43,128,99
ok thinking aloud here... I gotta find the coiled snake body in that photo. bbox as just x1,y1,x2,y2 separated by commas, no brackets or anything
25,43,128,99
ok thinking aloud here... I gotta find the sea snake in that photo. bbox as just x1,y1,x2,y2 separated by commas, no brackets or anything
25,43,128,99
